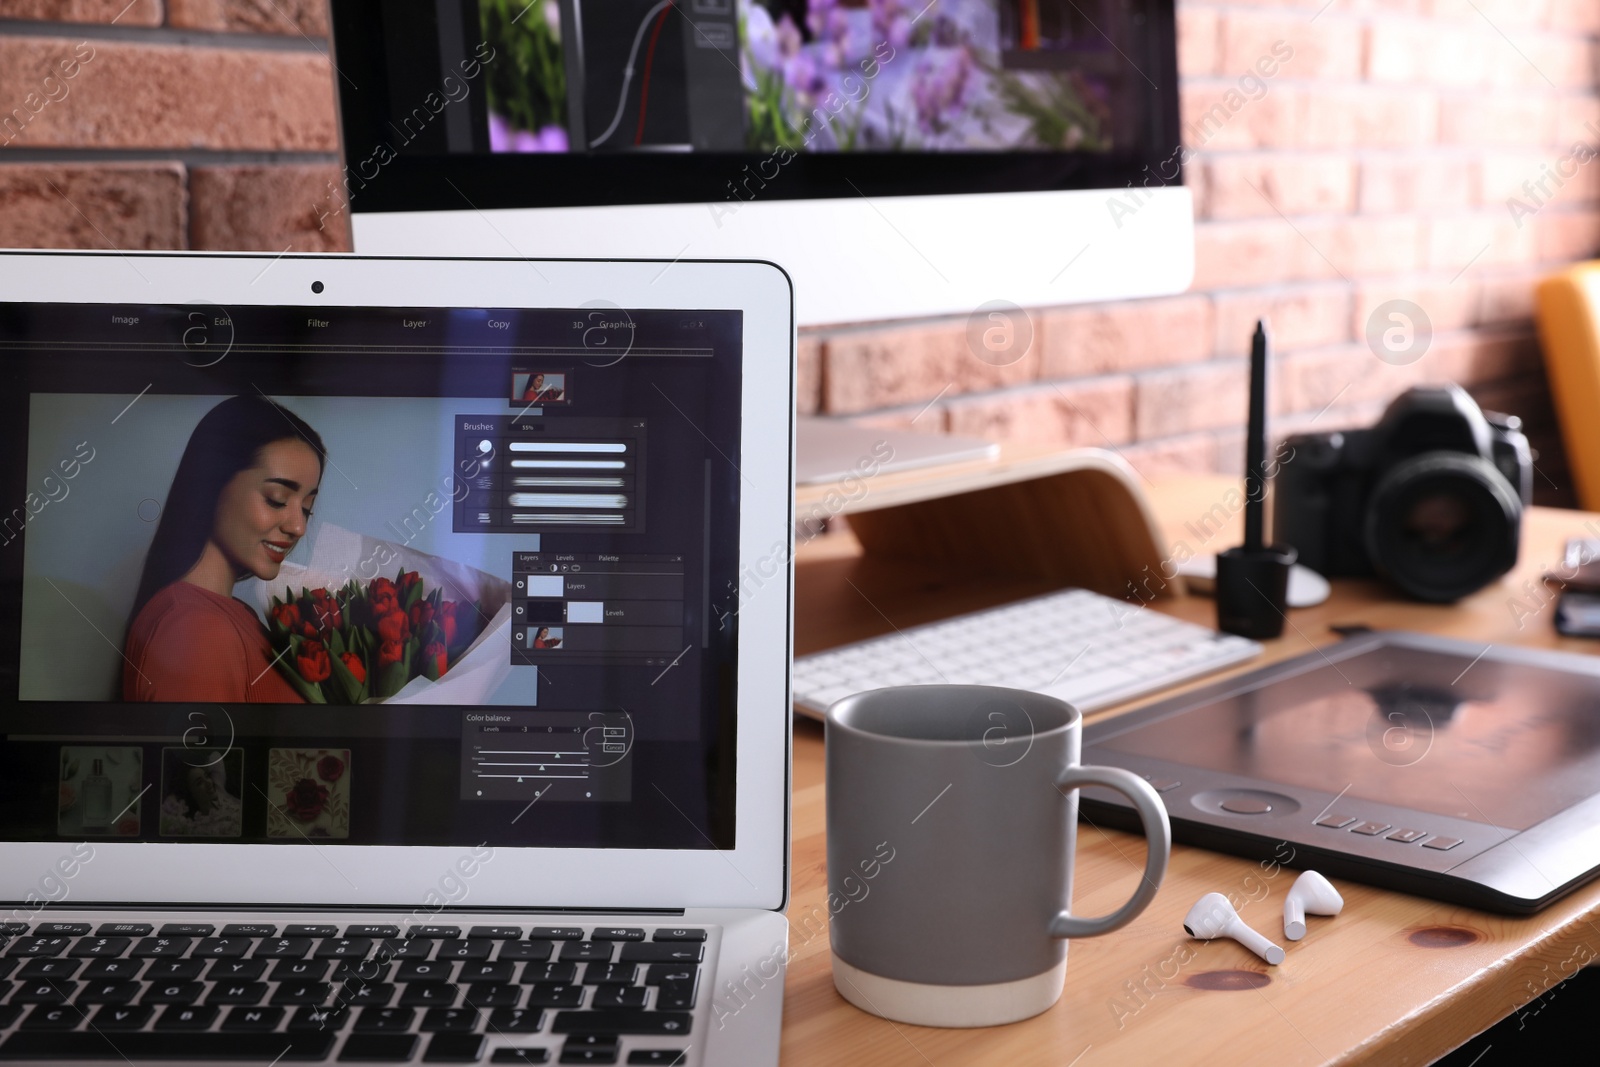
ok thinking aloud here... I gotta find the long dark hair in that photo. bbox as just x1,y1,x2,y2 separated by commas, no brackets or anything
131,395,325,620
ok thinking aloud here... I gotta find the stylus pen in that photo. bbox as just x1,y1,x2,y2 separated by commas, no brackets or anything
1244,319,1269,553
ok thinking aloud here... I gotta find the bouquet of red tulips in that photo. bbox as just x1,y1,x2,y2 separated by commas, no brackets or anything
265,569,484,704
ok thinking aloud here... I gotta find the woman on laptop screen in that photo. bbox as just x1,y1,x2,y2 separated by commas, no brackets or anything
123,395,324,702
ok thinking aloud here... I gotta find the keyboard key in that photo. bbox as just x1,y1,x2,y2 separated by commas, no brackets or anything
411,927,462,940
14,980,76,1004
487,1006,545,1033
559,1050,616,1065
468,927,523,940
155,1005,219,1030
289,1005,350,1032
284,925,340,938
650,929,706,943
207,982,268,1006
317,938,375,960
519,963,577,984
0,1032,335,1060
591,986,646,1009
193,938,253,958
558,943,613,963
459,961,515,984
82,959,145,980
70,937,131,958
626,1054,686,1066
339,1034,419,1062
345,926,401,939
141,981,204,1005
564,1037,617,1051
379,938,435,960
157,924,215,938
436,940,492,961
272,981,333,1006
425,1033,487,1063
35,924,91,937
398,961,455,983
272,960,331,982
335,960,392,983
336,982,397,1008
530,928,584,941
222,1006,284,1032
589,929,644,942
355,1007,416,1032
20,1004,87,1031
146,960,206,981
209,959,268,982
492,1052,549,1065
19,959,81,980
0,960,14,979
552,1011,691,1036
582,964,636,985
463,983,521,1009
131,936,192,958
0,923,30,935
421,1007,479,1032
76,980,140,1004
400,983,459,1008
654,980,696,1010
524,983,584,1009
498,941,554,962
254,937,313,959
221,924,277,938
7,937,70,958
643,965,696,986
619,944,702,964
89,1005,152,1030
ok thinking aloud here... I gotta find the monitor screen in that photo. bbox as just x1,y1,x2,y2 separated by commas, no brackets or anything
1099,644,1600,832
0,303,743,850
330,0,1182,211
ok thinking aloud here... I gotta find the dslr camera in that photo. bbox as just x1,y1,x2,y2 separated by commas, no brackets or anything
1273,384,1532,602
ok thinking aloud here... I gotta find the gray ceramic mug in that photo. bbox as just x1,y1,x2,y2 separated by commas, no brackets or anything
825,685,1171,1027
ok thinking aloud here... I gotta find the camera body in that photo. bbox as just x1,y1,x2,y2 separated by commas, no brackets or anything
1273,384,1532,602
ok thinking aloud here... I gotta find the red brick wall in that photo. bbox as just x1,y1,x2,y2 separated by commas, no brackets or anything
1,0,1595,502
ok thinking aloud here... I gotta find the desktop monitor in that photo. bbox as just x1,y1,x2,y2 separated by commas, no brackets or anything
330,0,1192,325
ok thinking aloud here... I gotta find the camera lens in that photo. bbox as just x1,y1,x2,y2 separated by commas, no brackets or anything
1363,453,1521,602
311,281,324,294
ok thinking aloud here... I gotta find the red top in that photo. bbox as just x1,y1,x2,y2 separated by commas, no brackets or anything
123,582,305,703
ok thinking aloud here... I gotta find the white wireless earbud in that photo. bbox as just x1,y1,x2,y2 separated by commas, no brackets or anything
1283,870,1343,941
1183,892,1285,965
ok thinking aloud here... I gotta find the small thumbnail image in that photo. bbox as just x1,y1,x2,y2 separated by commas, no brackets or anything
159,747,244,838
58,746,143,837
265,748,351,840
511,370,567,404
531,625,563,650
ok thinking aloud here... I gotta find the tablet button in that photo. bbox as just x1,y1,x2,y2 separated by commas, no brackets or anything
1349,821,1391,836
1387,828,1427,843
1422,836,1462,851
1220,797,1273,815
1314,813,1356,829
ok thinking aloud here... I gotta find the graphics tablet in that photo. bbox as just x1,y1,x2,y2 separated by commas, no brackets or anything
1080,630,1600,913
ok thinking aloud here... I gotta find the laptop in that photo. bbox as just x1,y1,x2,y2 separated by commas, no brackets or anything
0,252,795,1066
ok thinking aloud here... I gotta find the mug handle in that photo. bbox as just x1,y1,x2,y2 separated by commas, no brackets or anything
1048,765,1172,939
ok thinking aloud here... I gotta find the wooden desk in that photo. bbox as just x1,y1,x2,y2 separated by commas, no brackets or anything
782,473,1600,1066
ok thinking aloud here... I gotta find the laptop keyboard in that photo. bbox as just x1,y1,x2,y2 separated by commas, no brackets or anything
0,920,707,1064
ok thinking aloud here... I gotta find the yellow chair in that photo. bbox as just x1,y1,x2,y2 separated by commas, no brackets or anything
1536,261,1600,510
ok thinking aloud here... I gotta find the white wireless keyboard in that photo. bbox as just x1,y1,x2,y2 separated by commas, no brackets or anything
792,587,1261,718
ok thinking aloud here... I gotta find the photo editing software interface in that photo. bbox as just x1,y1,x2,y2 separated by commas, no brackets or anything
0,303,745,850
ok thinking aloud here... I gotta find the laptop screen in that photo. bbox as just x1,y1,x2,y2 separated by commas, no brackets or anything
0,302,744,852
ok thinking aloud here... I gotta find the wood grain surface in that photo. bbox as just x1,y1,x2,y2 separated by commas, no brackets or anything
777,474,1600,1066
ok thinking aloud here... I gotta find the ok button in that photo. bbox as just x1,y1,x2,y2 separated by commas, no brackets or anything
1220,796,1274,815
